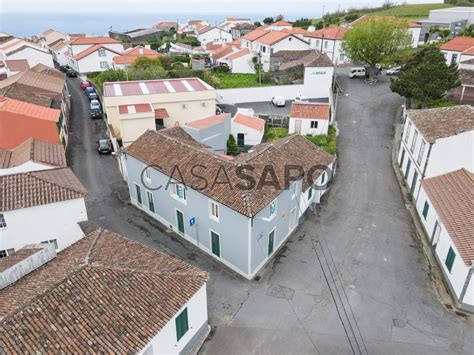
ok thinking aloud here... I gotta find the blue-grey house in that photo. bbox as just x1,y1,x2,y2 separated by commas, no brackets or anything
124,127,335,279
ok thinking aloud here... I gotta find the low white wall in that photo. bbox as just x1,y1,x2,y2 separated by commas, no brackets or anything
217,84,306,104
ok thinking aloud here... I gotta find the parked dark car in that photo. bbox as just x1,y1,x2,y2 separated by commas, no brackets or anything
59,65,71,72
65,67,78,77
85,87,98,100
97,139,112,154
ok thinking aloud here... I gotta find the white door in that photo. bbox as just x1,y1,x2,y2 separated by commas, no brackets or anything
295,120,302,134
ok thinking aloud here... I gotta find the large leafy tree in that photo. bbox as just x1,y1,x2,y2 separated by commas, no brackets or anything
390,45,460,108
342,17,413,79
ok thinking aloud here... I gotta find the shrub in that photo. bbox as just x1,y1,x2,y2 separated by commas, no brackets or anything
212,65,230,73
227,135,240,155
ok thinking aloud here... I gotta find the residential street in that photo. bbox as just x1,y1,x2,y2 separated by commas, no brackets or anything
66,74,473,355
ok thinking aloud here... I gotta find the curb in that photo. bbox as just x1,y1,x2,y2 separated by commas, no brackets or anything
390,107,466,316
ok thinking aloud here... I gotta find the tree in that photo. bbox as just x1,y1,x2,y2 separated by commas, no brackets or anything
390,45,460,108
254,21,262,27
460,24,474,37
275,14,284,22
342,17,413,80
226,135,240,155
262,17,274,25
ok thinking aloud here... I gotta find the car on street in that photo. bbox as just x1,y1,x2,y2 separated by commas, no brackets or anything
85,87,98,100
65,67,78,77
59,65,71,72
386,66,401,76
97,139,112,154
271,96,285,107
295,95,309,102
90,99,102,118
349,67,366,78
80,80,92,90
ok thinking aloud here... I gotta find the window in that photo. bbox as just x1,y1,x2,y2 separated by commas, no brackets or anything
324,41,328,49
147,191,155,213
445,247,455,272
98,48,106,57
405,122,411,143
144,167,151,181
0,214,6,228
417,140,426,165
135,184,142,204
210,201,219,220
310,121,318,129
339,53,345,61
308,186,313,199
173,183,186,201
261,45,266,53
410,130,418,153
41,239,58,250
100,61,108,69
269,200,277,218
451,53,458,65
315,40,320,48
0,248,14,258
175,308,189,341
422,201,429,219
320,172,326,185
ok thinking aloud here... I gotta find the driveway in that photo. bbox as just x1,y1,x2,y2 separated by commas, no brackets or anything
66,75,473,354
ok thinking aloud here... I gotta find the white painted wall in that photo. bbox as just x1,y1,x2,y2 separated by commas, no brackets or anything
7,47,54,68
257,36,310,71
74,47,123,73
0,161,54,176
289,117,329,136
198,28,232,46
305,37,349,65
231,121,264,146
0,198,87,252
229,54,255,74
442,49,463,66
139,284,209,354
409,27,422,47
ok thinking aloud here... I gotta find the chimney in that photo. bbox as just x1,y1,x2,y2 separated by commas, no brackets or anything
0,244,56,289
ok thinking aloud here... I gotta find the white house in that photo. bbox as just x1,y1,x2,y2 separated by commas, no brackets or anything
124,127,335,280
218,48,255,73
183,113,231,153
66,37,124,73
218,18,252,33
112,46,160,69
231,110,265,147
303,26,349,65
0,229,210,354
270,20,293,31
415,169,473,313
440,36,474,66
0,38,54,69
42,29,69,47
398,105,474,200
289,102,331,136
254,31,310,71
196,26,232,46
0,168,88,256
240,28,269,52
49,39,69,66
0,138,66,176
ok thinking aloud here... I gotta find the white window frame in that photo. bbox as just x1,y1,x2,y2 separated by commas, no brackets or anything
100,61,108,69
324,41,328,49
41,239,58,250
98,48,106,57
411,130,418,153
144,167,151,182
0,248,14,258
170,182,187,204
209,200,220,222
417,140,426,165
269,200,277,220
0,214,6,229
405,122,412,143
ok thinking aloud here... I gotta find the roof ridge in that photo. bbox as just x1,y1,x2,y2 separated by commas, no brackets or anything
29,168,86,196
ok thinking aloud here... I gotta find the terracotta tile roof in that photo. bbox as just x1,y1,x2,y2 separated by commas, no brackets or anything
233,113,265,131
0,137,66,169
206,42,224,51
0,69,65,94
125,128,335,217
113,46,160,65
153,21,178,29
154,107,169,119
241,29,268,42
0,229,209,353
212,45,234,60
282,28,310,35
73,44,121,60
0,167,87,212
256,31,291,45
463,47,474,55
422,169,474,266
0,247,41,273
407,105,474,143
30,63,65,79
197,25,223,35
273,20,292,26
441,36,474,52
274,50,333,70
225,48,250,60
0,96,60,122
291,102,330,120
186,113,227,129
304,26,347,40
49,39,67,51
69,36,120,45
118,103,154,115
4,59,29,72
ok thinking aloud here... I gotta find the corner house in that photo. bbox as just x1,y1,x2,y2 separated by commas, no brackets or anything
124,127,335,279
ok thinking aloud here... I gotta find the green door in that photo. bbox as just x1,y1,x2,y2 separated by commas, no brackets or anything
176,210,184,234
268,230,275,256
135,184,142,204
211,231,220,257
147,191,155,213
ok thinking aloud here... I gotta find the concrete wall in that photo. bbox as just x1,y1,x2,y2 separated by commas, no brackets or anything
8,47,54,69
183,114,231,153
231,121,264,146
120,114,157,146
258,36,310,71
139,284,209,354
229,54,255,74
0,198,87,252
198,28,232,46
429,8,474,26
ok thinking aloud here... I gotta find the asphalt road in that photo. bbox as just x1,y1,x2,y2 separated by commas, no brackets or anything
66,73,473,355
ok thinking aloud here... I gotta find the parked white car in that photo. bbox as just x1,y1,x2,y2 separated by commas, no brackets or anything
295,95,309,102
271,96,286,107
386,66,401,76
348,67,366,78
90,100,100,110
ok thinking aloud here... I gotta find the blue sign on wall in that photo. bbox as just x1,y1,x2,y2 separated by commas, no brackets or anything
189,217,196,227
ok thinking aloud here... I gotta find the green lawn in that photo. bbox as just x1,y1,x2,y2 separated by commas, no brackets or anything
371,3,455,20
265,127,289,141
215,73,277,89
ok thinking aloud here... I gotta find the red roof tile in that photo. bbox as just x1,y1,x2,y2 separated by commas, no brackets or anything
69,36,121,45
273,20,292,26
241,29,268,42
441,36,474,52
225,48,250,60
186,113,227,129
233,113,265,131
256,31,291,45
154,108,169,119
113,46,160,64
118,103,154,115
305,26,347,40
73,44,121,60
212,45,234,60
291,102,330,119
